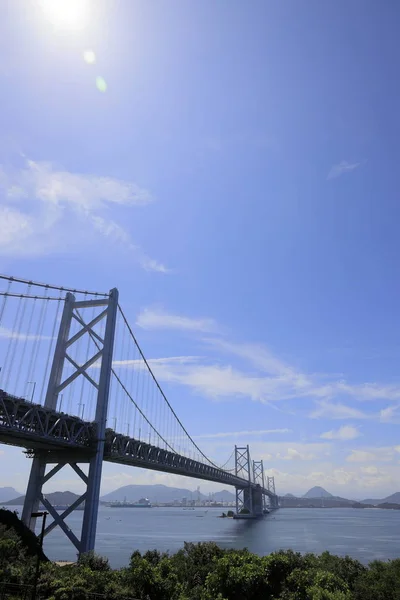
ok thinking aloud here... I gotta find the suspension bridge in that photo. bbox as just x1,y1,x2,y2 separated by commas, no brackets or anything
0,274,278,555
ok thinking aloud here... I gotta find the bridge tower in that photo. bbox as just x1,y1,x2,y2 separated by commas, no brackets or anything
234,445,253,516
267,476,278,508
21,289,118,555
267,476,276,495
252,459,266,514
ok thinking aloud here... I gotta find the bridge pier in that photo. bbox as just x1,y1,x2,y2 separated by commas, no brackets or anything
234,485,264,518
233,453,278,518
251,486,263,516
21,456,46,530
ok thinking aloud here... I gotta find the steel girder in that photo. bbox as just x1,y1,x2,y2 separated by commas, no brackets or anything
105,434,277,502
0,392,279,504
105,431,250,487
0,391,96,450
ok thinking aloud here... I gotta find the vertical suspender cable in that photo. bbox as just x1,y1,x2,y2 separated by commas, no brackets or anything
25,294,49,402
7,285,30,393
78,295,88,419
118,315,127,433
132,343,139,436
39,297,62,404
138,357,144,441
16,294,37,396
0,298,22,391
0,278,12,327
24,288,48,399
154,384,159,447
114,312,123,432
2,293,24,390
148,376,153,445
142,364,149,443
132,344,140,438
153,379,159,446
86,303,97,421
78,298,91,421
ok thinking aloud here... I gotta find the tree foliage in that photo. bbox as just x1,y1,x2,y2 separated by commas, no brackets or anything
1,510,399,600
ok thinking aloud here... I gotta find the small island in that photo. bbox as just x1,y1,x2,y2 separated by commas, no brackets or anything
220,510,235,518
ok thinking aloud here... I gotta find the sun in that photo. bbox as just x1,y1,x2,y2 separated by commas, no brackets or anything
38,0,89,31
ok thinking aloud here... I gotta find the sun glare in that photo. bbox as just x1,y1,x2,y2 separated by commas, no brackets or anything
39,0,89,31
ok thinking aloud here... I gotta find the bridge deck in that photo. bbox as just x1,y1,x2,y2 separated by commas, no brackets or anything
0,391,276,498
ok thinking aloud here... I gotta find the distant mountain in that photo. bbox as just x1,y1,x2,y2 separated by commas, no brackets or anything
383,492,400,504
4,491,80,506
3,485,236,507
211,490,236,502
303,486,333,499
0,487,22,503
361,492,400,506
100,484,235,504
284,493,296,498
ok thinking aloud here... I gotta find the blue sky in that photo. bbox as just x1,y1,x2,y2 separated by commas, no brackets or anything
0,0,400,499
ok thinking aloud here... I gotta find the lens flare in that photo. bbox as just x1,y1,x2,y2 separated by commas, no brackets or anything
83,50,96,64
96,77,107,93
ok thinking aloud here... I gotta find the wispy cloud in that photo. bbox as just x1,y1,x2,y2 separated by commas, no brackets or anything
133,308,400,419
380,404,400,423
113,356,200,367
277,447,316,461
193,428,291,440
265,463,400,496
327,160,360,180
0,158,167,272
136,308,218,333
204,338,303,379
332,381,400,402
320,425,361,440
90,356,201,370
4,159,152,207
0,326,52,341
310,401,370,420
149,360,291,403
346,446,400,463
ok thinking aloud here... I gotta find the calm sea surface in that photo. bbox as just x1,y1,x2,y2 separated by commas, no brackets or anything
12,506,400,568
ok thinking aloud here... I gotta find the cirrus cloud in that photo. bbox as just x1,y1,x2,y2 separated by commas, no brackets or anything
0,158,167,272
137,307,218,333
327,160,361,180
320,425,361,440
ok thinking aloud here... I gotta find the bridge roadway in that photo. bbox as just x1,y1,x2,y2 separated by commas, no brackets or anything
0,390,277,500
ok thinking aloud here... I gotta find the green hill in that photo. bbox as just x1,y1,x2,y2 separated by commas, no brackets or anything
4,491,80,506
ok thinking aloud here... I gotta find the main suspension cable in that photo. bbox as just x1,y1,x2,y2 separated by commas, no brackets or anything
0,292,65,301
0,279,12,327
0,274,108,297
117,304,231,471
